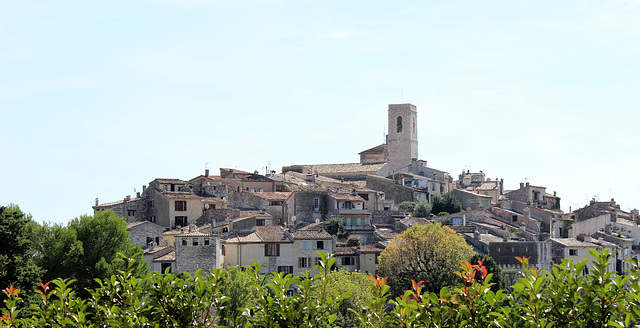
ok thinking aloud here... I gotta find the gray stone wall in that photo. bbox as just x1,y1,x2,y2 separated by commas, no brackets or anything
289,191,328,225
370,210,404,225
489,241,552,272
175,236,220,275
128,222,165,248
366,176,414,206
198,208,241,225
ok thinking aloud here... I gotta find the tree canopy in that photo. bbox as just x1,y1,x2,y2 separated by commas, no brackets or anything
377,222,474,296
0,205,43,298
432,193,462,215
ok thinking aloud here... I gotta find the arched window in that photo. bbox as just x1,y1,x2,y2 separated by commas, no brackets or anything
396,116,403,133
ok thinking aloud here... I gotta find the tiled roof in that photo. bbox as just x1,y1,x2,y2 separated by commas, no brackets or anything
359,245,385,253
358,144,387,154
374,227,397,240
156,179,187,184
252,192,292,200
127,221,146,229
293,229,331,240
299,222,325,231
175,231,213,237
224,226,292,244
154,251,176,262
162,192,205,200
477,181,499,190
550,238,596,247
335,246,359,255
305,163,388,175
144,245,172,255
331,193,365,202
95,199,125,207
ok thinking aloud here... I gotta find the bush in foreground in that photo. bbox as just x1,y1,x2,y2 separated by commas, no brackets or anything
3,250,640,327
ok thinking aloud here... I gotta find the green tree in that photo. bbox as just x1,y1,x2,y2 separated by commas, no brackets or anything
432,193,462,215
325,217,343,236
311,269,376,327
30,222,83,284
0,205,43,295
218,266,260,326
377,223,474,296
469,253,505,291
398,201,416,213
412,199,432,217
63,211,148,293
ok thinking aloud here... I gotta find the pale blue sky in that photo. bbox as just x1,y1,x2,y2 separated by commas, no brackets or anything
1,0,639,224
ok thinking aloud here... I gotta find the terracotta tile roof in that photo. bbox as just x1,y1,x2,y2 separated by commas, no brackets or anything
374,227,397,240
550,238,597,247
162,192,205,200
154,251,176,262
144,245,172,255
156,179,187,184
252,192,292,200
175,231,214,237
299,222,325,230
359,245,385,253
335,246,359,255
304,163,388,175
224,226,292,244
95,199,125,207
331,193,365,202
126,221,147,229
293,229,331,240
358,144,387,155
477,181,499,190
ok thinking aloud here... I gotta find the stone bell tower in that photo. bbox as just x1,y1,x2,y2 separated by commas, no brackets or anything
387,103,418,172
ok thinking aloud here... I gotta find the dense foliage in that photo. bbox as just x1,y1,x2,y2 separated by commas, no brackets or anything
3,250,640,327
377,223,475,296
432,193,463,215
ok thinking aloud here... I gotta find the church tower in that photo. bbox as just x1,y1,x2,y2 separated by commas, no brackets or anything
387,103,418,171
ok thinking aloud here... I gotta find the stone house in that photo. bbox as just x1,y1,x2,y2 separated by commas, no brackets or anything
144,245,175,273
222,226,333,275
487,241,553,272
334,244,384,275
93,195,148,222
285,190,329,227
550,237,619,273
451,189,493,211
126,220,165,249
504,182,560,210
174,230,223,275
238,192,291,225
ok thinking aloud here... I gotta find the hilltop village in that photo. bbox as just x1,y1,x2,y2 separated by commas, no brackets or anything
95,103,640,278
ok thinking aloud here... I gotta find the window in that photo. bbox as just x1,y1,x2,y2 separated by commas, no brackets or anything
222,227,229,233
359,193,369,201
350,218,358,226
569,249,578,256
256,219,265,226
396,116,403,133
315,257,322,266
175,201,187,211
314,240,325,250
175,216,187,227
512,215,518,222
127,210,135,217
278,266,293,274
361,218,366,225
313,198,320,211
146,237,153,246
342,218,348,225
341,257,355,266
182,238,187,246
150,216,156,223
204,238,210,245
269,201,283,206
301,241,309,250
298,257,311,268
341,201,354,209
150,200,155,208
161,263,172,273
265,244,280,256
192,238,199,246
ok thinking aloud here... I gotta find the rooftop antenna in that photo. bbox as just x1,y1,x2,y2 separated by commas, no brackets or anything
205,162,210,169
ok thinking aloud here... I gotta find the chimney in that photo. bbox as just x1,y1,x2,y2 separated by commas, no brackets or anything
142,185,147,193
526,182,530,187
149,241,154,252
95,198,99,206
136,192,141,198
520,182,524,188
553,191,556,196
205,169,210,177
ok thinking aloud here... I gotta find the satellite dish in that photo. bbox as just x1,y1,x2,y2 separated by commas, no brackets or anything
204,204,210,210
291,216,296,222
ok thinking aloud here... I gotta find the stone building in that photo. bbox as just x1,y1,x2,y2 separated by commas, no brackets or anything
222,225,333,275
285,190,329,227
126,220,165,249
387,103,418,172
504,182,560,210
174,230,223,275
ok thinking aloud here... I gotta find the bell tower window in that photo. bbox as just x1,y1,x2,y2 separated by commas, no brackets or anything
396,116,403,133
